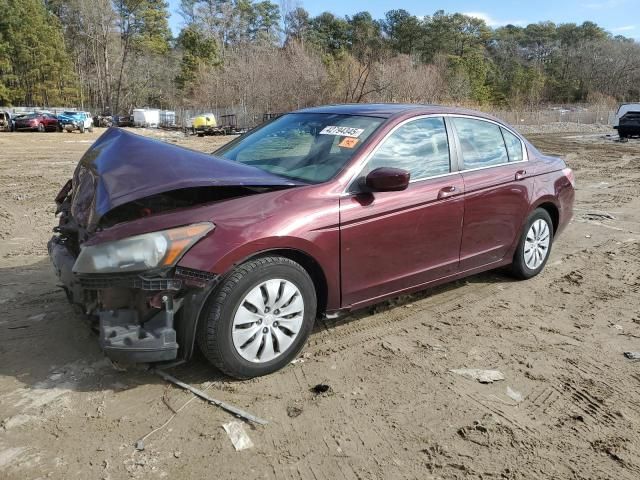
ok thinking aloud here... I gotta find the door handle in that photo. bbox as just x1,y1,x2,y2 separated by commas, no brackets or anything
437,185,457,199
515,170,527,181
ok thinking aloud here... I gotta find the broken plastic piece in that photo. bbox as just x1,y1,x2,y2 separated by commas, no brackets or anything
223,421,254,451
623,352,640,360
451,368,505,384
506,386,524,402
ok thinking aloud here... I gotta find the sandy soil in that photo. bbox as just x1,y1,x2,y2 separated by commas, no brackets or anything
0,126,639,480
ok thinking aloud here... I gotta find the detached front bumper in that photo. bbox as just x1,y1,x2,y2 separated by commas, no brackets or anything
47,235,216,364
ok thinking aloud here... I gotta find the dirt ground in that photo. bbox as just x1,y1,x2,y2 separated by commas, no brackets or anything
0,125,639,480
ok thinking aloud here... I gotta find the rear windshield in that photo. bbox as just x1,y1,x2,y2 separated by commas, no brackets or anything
216,113,384,183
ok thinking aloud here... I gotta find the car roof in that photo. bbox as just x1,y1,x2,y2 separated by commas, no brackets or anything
292,103,503,122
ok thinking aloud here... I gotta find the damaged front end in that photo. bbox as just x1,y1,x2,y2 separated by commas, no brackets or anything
48,192,218,363
48,128,300,364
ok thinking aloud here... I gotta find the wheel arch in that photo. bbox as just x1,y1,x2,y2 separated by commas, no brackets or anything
178,247,330,362
534,201,559,234
237,248,329,316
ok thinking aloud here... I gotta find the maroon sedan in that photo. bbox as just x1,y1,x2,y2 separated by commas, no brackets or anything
14,112,59,132
49,104,574,378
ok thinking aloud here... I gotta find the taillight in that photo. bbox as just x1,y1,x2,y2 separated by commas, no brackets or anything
562,167,575,188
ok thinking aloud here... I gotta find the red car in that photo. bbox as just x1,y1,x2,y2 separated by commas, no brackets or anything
49,104,575,378
14,112,59,132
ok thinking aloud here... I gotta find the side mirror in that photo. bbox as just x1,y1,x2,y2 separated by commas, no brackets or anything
364,167,410,192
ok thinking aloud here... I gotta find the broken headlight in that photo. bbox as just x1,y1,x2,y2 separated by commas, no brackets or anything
73,222,214,274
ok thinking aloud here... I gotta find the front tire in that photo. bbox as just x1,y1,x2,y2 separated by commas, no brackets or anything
37,123,45,132
197,256,317,379
511,208,554,279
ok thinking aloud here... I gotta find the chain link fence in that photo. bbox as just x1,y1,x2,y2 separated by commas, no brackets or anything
3,105,617,129
484,108,615,126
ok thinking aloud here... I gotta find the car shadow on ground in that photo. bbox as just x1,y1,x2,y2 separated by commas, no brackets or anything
0,257,517,395
315,268,517,332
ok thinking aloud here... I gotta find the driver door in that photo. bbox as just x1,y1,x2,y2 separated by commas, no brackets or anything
340,116,465,308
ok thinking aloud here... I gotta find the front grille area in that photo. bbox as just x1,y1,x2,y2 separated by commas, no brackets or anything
174,267,218,282
77,273,182,291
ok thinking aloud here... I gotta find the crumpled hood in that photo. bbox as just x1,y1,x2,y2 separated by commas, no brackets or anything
70,127,302,230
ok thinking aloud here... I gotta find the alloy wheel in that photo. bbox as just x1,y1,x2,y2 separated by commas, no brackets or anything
232,279,304,363
524,219,550,270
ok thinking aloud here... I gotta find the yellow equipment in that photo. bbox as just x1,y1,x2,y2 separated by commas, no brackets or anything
192,113,217,131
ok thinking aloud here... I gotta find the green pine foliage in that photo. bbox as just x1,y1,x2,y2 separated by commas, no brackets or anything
0,0,77,106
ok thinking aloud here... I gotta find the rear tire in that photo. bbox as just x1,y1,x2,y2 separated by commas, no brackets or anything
197,256,316,379
510,208,554,280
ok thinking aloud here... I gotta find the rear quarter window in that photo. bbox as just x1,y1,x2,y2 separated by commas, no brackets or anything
452,117,508,169
501,128,524,162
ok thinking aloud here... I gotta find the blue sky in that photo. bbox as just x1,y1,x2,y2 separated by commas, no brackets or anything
167,0,639,39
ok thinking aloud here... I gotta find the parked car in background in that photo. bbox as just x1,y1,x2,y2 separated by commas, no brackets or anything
14,112,59,132
49,104,575,378
614,103,640,139
58,111,94,133
0,110,13,131
114,114,134,127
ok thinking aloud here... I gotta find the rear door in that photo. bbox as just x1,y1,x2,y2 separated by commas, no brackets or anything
450,117,532,271
340,116,465,307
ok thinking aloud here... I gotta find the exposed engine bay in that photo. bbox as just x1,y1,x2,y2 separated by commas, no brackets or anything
99,185,277,228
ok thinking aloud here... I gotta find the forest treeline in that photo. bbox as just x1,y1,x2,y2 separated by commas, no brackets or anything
1,0,639,117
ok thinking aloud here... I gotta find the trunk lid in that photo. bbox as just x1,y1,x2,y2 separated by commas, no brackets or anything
69,127,302,231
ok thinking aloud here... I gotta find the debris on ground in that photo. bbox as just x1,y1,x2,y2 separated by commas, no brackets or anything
286,405,303,418
451,369,505,384
134,386,202,451
222,421,254,451
310,384,332,395
506,386,524,403
623,352,640,360
154,369,268,425
582,211,616,221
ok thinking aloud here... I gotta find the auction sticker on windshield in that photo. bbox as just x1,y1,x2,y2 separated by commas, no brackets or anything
320,126,365,138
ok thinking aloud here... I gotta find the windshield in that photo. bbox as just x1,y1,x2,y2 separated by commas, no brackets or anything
216,113,384,183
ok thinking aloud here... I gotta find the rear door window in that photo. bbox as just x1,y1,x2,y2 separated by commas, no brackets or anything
367,117,450,181
452,118,508,170
501,128,524,162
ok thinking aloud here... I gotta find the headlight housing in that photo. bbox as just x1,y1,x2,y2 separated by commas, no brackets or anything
73,222,214,274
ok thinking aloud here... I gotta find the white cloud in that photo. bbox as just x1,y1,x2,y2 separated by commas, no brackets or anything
612,25,636,32
463,12,526,27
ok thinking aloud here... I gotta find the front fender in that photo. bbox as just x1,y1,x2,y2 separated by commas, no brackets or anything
178,231,340,311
